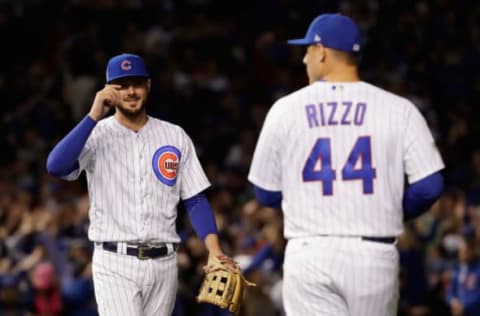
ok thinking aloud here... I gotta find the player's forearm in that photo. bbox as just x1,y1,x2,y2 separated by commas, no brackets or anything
203,234,224,255
183,192,218,243
46,115,96,177
403,171,444,221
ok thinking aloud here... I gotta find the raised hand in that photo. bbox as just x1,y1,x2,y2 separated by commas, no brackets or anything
89,84,122,121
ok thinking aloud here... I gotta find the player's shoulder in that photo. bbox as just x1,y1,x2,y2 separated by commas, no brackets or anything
95,116,187,135
269,85,313,112
147,116,191,137
96,116,114,126
266,83,334,119
93,116,115,132
277,83,315,103
267,81,418,117
362,81,416,109
147,116,180,128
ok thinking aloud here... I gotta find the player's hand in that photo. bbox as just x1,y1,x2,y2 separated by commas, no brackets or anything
204,253,239,274
89,84,121,121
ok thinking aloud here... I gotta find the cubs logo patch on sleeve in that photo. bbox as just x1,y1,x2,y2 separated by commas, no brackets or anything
152,145,181,186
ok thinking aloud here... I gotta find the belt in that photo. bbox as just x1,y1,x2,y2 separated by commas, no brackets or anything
100,242,178,260
361,236,396,244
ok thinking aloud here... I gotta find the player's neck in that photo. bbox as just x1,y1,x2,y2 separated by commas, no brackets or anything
114,111,148,132
322,65,360,82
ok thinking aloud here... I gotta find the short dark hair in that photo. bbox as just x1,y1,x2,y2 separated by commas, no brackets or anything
330,48,359,65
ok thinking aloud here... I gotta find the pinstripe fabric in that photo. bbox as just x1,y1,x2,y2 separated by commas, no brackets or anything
62,115,210,315
283,237,399,316
63,116,210,243
248,81,443,315
248,81,444,238
92,246,178,316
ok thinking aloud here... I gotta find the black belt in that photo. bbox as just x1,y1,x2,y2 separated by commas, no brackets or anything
100,242,178,260
361,236,396,244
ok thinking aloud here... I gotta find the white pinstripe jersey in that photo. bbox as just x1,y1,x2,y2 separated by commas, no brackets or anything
248,81,444,239
63,116,210,243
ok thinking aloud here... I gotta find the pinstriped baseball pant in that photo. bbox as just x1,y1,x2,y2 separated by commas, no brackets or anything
92,245,178,316
283,236,399,316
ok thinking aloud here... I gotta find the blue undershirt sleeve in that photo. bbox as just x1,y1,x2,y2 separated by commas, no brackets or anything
403,171,444,221
183,192,218,242
46,115,97,177
254,185,282,209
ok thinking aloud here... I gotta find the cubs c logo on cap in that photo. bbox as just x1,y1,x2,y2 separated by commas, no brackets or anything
121,60,132,71
152,146,181,186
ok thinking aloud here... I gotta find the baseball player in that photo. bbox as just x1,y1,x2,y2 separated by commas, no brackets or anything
46,53,234,315
248,14,445,316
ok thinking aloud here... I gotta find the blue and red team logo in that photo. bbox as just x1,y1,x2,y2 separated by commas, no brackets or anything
152,146,181,186
121,59,132,71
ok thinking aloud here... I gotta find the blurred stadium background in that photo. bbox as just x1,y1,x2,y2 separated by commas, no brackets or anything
1,0,480,315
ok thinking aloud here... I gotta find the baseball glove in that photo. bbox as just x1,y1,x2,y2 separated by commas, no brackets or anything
196,255,256,315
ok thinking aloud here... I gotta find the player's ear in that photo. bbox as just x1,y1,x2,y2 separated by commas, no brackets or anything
147,79,151,92
317,44,326,63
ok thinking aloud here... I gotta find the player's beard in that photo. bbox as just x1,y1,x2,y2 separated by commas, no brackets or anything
116,97,147,120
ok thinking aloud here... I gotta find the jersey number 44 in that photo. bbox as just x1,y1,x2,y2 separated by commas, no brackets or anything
302,136,376,195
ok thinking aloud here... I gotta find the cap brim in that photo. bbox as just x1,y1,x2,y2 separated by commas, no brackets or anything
287,38,313,45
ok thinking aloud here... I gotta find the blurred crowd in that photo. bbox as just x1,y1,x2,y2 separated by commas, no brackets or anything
1,0,480,315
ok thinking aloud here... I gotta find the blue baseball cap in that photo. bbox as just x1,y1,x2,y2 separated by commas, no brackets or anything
106,53,149,83
287,14,361,53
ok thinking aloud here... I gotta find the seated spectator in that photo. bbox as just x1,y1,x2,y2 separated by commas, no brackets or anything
27,262,63,316
446,225,480,316
61,241,97,316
